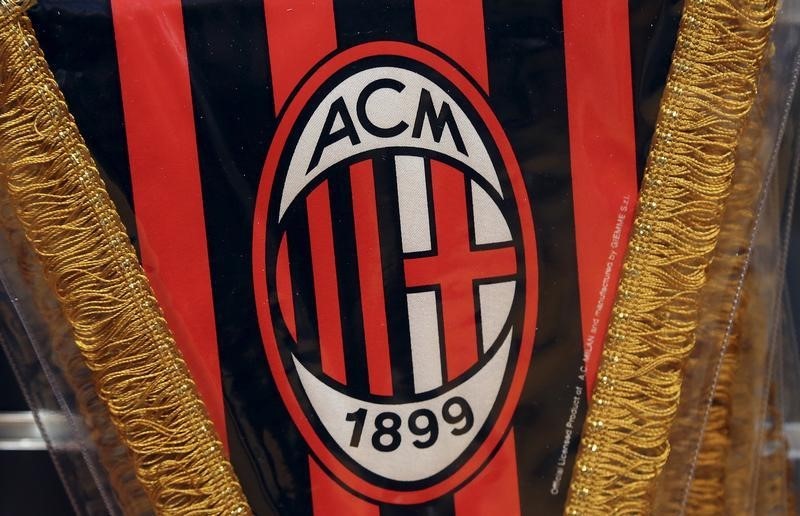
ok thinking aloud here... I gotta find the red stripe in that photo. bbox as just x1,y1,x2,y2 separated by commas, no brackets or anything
277,234,297,342
415,6,522,512
350,161,393,396
562,0,638,394
454,431,521,516
307,181,347,384
414,0,489,92
264,0,338,111
111,0,226,444
309,457,379,516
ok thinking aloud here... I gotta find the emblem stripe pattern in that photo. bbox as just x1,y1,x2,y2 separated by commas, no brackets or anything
307,180,348,384
280,155,516,397
351,159,396,397
285,195,324,377
372,154,418,398
330,166,374,398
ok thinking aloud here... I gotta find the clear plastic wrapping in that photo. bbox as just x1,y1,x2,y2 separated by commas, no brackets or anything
1,0,799,514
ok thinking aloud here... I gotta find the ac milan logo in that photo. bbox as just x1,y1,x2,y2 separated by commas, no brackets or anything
253,42,538,504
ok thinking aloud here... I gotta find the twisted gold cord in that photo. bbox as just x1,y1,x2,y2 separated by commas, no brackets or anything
0,2,251,514
565,0,777,513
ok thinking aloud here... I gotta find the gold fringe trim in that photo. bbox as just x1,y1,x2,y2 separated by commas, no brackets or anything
650,61,770,514
0,2,251,514
0,186,152,514
565,0,776,513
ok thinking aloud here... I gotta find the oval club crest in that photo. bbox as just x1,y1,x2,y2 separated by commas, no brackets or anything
253,42,538,504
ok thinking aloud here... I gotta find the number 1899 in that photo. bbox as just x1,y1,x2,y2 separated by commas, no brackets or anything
345,396,474,452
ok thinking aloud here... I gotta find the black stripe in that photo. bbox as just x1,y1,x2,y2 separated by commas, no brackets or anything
333,0,417,47
628,0,683,182
29,1,138,249
181,1,312,514
381,496,456,516
372,153,415,398
484,1,587,514
330,168,372,397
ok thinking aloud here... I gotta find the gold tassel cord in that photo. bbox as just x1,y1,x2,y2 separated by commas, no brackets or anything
565,0,777,514
0,2,251,514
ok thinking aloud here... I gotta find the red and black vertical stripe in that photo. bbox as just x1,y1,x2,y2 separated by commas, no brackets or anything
179,1,316,514
329,164,373,397
333,0,417,47
482,2,585,513
28,1,682,515
372,153,417,399
349,160,395,398
279,151,519,397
